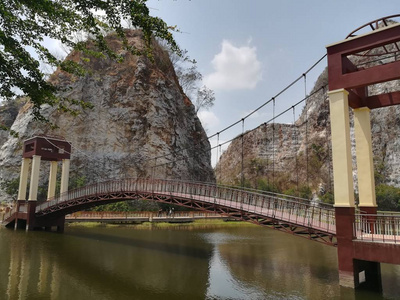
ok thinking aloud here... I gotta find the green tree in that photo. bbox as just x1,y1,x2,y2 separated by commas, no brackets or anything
257,178,279,193
93,199,160,212
69,175,87,190
374,161,386,185
320,192,334,204
298,185,312,199
375,184,400,211
0,177,19,201
0,0,179,122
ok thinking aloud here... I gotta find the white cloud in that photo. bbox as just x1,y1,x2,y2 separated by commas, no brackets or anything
198,110,220,129
204,40,262,91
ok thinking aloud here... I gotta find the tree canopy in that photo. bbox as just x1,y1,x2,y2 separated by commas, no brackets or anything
0,0,179,122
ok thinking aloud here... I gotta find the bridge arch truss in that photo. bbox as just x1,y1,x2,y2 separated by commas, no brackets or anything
29,178,337,246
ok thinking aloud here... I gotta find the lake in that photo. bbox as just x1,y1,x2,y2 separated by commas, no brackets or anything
0,222,399,299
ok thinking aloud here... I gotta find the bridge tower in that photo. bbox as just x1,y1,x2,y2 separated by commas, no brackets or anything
16,136,71,231
327,17,400,289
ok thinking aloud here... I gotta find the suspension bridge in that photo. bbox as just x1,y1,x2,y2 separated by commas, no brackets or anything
2,15,400,291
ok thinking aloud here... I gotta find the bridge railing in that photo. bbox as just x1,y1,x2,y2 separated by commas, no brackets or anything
2,203,27,222
36,178,336,233
354,214,400,244
2,207,15,221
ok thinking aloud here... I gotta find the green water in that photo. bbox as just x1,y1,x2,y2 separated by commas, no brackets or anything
0,224,399,300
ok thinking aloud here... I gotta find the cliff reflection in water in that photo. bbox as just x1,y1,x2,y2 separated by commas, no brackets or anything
0,227,212,300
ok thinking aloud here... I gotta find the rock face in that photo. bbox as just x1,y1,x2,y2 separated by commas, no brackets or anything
0,30,214,201
216,65,400,196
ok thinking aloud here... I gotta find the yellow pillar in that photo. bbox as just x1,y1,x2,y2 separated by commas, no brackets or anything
328,89,355,207
17,158,30,201
354,107,377,207
47,161,58,200
60,159,70,195
28,155,41,201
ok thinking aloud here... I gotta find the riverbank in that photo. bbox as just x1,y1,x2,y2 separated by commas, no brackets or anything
66,218,258,229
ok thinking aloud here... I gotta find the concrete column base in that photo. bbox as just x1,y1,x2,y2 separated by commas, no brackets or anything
14,200,26,230
339,270,356,288
26,201,37,231
335,207,356,288
335,207,383,290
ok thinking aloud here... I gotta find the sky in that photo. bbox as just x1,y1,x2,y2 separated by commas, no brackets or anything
144,0,400,165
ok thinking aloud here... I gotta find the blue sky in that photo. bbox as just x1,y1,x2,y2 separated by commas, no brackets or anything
146,0,400,164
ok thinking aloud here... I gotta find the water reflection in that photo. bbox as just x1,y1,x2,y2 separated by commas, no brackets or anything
207,228,400,300
216,228,339,299
204,232,265,299
0,227,212,300
1,225,400,299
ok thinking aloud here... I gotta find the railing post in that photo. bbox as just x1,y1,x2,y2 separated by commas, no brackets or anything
310,206,315,226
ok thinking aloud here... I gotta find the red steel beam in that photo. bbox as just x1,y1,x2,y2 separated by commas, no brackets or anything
327,23,400,93
328,24,400,57
331,60,400,91
348,91,400,109
365,91,400,109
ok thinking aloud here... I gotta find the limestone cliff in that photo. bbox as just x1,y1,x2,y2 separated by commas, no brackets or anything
0,30,214,201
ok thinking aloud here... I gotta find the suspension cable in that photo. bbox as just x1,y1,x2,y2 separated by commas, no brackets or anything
216,132,219,170
304,74,309,193
323,86,333,195
293,106,299,195
241,119,245,188
272,97,275,188
265,122,269,186
218,143,222,184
